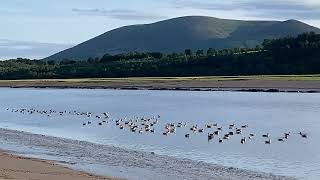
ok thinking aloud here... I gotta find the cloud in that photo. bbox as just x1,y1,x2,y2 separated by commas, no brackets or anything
72,8,167,21
0,39,73,60
172,0,320,20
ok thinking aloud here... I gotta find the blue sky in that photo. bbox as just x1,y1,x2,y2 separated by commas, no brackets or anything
1,0,320,59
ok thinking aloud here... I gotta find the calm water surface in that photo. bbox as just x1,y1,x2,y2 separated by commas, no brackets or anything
0,88,319,179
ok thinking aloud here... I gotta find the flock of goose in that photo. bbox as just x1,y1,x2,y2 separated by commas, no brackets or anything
161,122,307,144
6,108,308,145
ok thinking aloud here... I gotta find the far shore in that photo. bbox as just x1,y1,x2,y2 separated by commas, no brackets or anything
0,150,119,180
1,75,320,93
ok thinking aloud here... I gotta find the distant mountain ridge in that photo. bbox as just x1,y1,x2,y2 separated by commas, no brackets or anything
45,16,320,61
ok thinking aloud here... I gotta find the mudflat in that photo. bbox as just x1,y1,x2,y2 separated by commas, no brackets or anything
1,75,320,92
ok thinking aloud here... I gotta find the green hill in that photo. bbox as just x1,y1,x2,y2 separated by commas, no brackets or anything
45,16,320,61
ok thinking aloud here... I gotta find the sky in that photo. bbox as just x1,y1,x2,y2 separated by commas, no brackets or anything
1,0,320,59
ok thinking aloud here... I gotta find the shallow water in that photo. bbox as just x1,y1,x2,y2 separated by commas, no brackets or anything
0,88,319,179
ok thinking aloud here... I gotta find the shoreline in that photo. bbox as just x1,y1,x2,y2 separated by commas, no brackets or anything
0,150,118,180
5,85,320,93
0,128,296,180
1,76,320,93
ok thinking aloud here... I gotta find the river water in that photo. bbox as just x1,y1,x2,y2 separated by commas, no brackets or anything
0,88,319,180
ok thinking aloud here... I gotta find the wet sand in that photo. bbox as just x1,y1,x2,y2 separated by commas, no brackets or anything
0,151,118,180
1,76,320,93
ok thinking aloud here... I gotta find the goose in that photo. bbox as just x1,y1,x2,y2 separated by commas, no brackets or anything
163,132,169,136
169,128,176,133
214,131,219,135
103,112,109,118
207,133,214,140
278,138,285,142
249,133,255,137
82,122,86,126
241,125,248,128
262,133,269,138
219,139,223,143
223,134,230,140
236,128,242,134
190,125,198,131
284,132,290,139
185,134,190,138
299,132,307,138
265,139,271,144
241,137,246,144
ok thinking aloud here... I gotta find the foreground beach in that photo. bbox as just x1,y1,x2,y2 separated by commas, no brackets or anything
0,151,116,180
1,75,320,93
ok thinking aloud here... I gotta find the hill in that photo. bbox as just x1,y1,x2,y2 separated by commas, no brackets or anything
45,16,320,61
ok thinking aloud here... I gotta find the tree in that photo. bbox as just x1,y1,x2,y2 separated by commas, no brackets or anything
185,49,193,56
196,49,204,57
100,53,115,63
60,59,76,65
87,57,96,63
149,52,163,59
47,60,56,65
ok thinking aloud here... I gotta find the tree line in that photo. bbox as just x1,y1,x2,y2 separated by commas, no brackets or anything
0,32,320,79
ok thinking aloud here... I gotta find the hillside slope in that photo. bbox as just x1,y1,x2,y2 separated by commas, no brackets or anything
45,16,320,61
